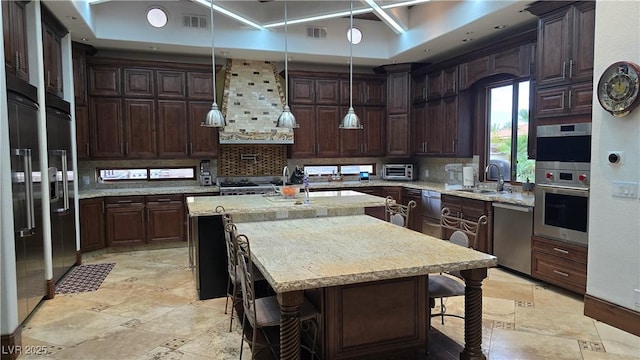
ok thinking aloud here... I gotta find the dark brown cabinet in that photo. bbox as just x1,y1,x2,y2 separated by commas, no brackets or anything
72,43,89,106
386,114,410,157
339,106,385,157
386,72,409,113
528,1,595,121
123,99,157,158
290,77,315,104
89,66,121,97
157,100,189,157
426,66,458,100
188,101,218,158
42,6,67,98
459,44,533,90
75,106,90,159
105,197,146,247
289,104,316,158
3,0,29,81
80,198,105,252
341,78,386,106
187,72,214,100
413,97,469,157
157,70,186,99
531,235,587,294
90,98,124,158
146,195,185,244
123,68,154,98
441,194,493,254
316,79,340,104
315,105,341,157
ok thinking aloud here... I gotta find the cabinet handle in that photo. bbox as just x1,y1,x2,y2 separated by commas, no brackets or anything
553,269,569,277
189,143,193,154
568,90,572,109
569,60,573,79
316,143,320,154
452,139,456,150
553,247,569,254
15,52,20,70
125,142,129,154
47,71,51,86
156,198,172,202
561,61,566,79
117,200,133,203
86,143,90,156
146,208,150,223
363,143,367,154
120,143,124,154
102,201,105,214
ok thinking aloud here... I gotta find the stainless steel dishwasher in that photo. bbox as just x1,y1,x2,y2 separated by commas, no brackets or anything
492,202,533,275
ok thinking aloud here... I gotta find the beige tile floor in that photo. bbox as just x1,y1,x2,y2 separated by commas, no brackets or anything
18,246,640,360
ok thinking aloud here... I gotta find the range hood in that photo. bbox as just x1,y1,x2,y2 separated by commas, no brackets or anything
219,59,294,144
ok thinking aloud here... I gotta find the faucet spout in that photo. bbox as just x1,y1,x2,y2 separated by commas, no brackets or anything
282,166,289,187
485,163,505,192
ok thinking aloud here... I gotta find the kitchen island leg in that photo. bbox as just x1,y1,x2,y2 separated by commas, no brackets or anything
460,267,488,360
278,290,304,360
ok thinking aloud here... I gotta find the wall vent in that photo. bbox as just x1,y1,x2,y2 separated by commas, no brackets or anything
183,15,208,29
305,26,327,39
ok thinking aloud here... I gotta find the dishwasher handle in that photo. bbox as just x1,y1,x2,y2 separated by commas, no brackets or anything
492,202,532,213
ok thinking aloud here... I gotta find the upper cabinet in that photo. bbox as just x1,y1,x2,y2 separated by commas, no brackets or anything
89,66,122,97
3,0,29,82
426,66,458,100
41,5,68,99
458,44,533,90
527,1,595,120
340,78,386,106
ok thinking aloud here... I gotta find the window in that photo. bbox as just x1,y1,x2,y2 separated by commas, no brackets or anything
98,167,195,182
303,164,375,177
487,79,534,183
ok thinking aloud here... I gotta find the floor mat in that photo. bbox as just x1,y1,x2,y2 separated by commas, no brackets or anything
55,263,115,294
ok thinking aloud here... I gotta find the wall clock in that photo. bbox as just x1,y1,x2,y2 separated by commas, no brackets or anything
597,61,640,117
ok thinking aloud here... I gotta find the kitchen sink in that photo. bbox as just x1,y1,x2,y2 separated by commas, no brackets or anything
457,189,498,195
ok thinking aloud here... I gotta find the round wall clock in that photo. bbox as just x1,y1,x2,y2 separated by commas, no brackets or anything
597,61,640,117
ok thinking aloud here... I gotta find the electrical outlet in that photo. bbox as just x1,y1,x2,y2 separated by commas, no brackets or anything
424,169,429,178
635,289,640,308
611,181,638,198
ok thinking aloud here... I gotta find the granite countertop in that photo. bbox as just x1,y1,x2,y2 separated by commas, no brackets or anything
78,180,534,207
186,190,388,222
234,215,498,293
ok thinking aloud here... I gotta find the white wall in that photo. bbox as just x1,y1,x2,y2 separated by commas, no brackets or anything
587,1,640,312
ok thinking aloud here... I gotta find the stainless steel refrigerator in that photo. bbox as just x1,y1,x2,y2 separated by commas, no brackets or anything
46,102,76,283
8,89,46,323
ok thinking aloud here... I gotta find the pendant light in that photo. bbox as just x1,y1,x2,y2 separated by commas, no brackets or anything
202,0,225,128
277,0,298,128
340,0,362,130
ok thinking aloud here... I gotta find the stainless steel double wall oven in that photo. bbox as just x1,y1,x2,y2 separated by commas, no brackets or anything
534,123,591,246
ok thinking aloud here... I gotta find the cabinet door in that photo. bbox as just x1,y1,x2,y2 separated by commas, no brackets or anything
388,72,409,113
72,46,87,105
146,196,184,243
411,104,426,155
80,198,105,252
290,78,315,104
42,23,63,97
187,72,214,99
425,100,444,155
362,107,385,156
442,66,458,97
536,7,571,86
339,106,362,157
123,68,154,97
567,81,593,116
362,79,386,106
386,114,409,157
105,200,146,247
442,97,458,155
157,100,189,157
316,106,341,157
156,70,186,99
188,101,218,158
90,98,123,158
569,3,595,83
289,104,316,158
340,79,360,106
124,99,156,158
3,1,29,80
89,66,121,96
75,106,90,159
316,79,340,104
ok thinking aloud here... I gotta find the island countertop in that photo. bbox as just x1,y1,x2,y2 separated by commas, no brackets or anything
235,215,498,293
186,190,388,222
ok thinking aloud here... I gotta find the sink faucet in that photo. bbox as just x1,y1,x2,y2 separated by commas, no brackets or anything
485,163,505,192
282,166,289,187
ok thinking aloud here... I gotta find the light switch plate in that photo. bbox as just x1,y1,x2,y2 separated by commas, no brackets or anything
611,181,638,198
635,289,640,308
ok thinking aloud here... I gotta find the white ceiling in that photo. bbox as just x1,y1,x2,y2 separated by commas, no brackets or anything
45,0,538,67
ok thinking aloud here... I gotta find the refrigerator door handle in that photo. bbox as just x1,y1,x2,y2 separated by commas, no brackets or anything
60,150,69,211
15,148,35,236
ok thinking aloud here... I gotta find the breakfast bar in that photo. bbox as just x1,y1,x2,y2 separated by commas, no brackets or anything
235,215,497,360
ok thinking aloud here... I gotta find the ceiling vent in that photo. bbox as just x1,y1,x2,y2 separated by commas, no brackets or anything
306,26,327,39
183,15,208,29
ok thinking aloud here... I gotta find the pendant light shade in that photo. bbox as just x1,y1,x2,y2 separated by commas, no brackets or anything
277,1,298,128
340,0,362,130
202,0,225,128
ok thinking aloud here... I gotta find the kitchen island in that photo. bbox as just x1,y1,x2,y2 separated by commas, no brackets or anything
185,191,388,300
235,215,497,360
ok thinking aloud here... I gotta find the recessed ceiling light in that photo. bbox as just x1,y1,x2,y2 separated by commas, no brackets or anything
66,16,77,20
424,49,431,53
465,31,474,35
81,38,88,41
462,38,473,42
494,25,507,29
150,46,159,51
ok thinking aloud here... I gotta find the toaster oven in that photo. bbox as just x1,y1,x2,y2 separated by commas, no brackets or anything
382,164,417,181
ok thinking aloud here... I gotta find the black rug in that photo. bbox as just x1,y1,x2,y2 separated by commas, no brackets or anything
55,263,115,294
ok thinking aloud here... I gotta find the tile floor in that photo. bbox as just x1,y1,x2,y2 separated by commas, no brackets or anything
18,246,640,360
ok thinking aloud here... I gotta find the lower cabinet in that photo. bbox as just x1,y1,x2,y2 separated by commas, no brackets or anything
80,197,106,252
147,195,185,243
440,194,493,254
531,235,587,294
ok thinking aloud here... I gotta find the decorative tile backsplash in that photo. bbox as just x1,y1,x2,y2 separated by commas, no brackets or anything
219,59,293,143
217,145,287,176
